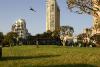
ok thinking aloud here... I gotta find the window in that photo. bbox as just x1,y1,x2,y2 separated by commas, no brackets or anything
51,4,54,10
50,4,54,12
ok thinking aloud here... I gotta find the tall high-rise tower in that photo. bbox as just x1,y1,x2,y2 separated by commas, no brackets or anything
92,0,100,35
46,0,60,32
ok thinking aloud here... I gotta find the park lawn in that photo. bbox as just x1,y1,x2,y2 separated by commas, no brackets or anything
0,45,100,67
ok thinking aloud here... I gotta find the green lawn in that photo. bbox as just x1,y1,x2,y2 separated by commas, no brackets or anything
0,45,100,67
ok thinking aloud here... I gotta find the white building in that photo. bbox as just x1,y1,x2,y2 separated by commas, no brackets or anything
12,19,30,39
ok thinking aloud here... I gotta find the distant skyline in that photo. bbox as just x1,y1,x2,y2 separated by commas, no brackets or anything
0,0,92,35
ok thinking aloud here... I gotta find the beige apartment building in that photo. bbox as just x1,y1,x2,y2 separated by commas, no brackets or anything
46,0,60,32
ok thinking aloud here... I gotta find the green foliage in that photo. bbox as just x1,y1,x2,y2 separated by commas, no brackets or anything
35,31,60,39
60,26,74,37
6,32,18,38
0,45,100,67
0,32,4,45
91,34,100,45
67,0,100,15
3,32,18,46
0,32,3,39
51,30,60,38
77,33,87,41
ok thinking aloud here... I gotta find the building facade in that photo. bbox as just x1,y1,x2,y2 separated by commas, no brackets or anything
46,0,60,32
12,19,30,39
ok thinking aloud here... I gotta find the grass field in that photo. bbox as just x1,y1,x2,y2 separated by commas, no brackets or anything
0,45,100,67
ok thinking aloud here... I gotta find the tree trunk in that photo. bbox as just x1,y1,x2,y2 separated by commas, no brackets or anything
0,46,2,58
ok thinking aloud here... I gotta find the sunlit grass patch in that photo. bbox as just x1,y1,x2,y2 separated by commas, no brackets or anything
0,45,100,67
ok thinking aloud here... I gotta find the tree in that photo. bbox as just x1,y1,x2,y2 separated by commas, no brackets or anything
0,32,4,45
51,30,60,39
67,0,100,46
60,26,74,46
4,32,18,46
77,33,88,47
60,26,74,37
41,31,52,38
66,0,100,16
77,33,88,41
94,18,100,31
90,33,100,46
0,32,3,58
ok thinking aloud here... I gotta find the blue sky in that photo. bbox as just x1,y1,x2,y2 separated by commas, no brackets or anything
0,0,92,35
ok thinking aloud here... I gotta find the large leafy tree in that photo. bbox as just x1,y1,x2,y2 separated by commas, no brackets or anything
77,33,87,41
67,0,100,46
60,26,74,37
4,32,18,46
60,26,74,46
66,0,100,16
90,33,100,46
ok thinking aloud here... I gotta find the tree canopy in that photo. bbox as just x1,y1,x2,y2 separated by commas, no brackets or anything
60,26,74,37
67,0,100,17
4,32,18,45
0,32,4,45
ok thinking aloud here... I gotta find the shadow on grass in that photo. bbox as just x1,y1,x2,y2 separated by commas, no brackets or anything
27,64,97,67
0,55,60,61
